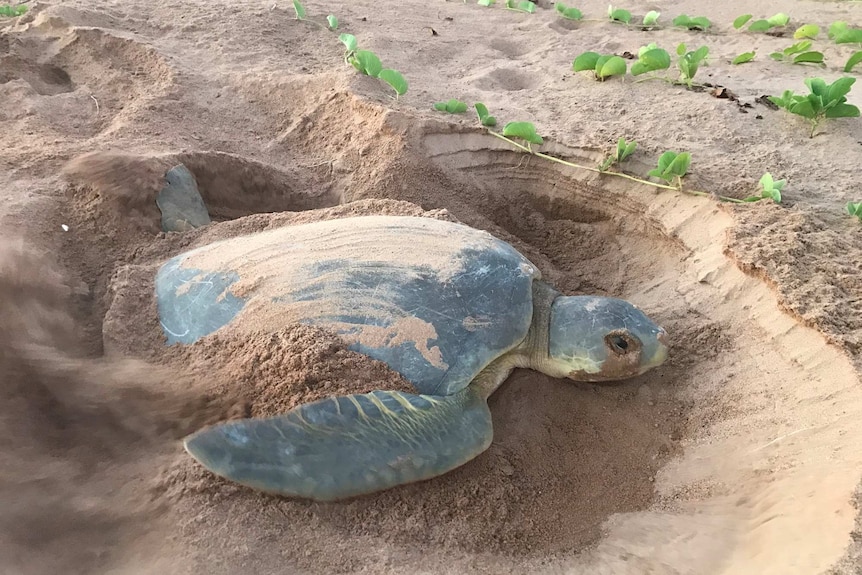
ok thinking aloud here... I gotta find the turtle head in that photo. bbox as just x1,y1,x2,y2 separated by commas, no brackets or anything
543,296,668,382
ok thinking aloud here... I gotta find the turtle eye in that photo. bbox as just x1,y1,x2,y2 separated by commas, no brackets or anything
606,333,632,355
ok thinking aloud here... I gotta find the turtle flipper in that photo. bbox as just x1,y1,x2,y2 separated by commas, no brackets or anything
184,387,493,501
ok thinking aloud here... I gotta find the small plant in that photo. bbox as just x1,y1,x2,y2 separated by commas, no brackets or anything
647,151,691,186
769,41,824,65
732,51,756,65
327,15,339,30
474,103,497,127
677,44,709,87
434,99,469,113
743,173,785,203
829,21,862,44
734,13,790,32
573,52,628,80
793,24,819,39
769,77,860,137
607,5,632,24
555,3,583,20
0,3,26,16
350,50,383,76
506,0,536,13
502,121,543,150
673,14,712,31
478,0,496,5
846,51,862,72
599,138,637,171
847,202,862,221
630,44,671,76
642,11,660,27
378,69,408,96
292,0,306,19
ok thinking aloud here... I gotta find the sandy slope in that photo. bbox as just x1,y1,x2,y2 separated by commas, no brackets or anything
2,0,862,573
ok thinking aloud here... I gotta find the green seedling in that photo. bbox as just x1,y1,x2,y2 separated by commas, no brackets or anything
673,14,712,31
379,69,408,96
0,4,26,16
643,11,660,27
573,52,628,80
478,0,495,6
631,45,671,76
292,0,306,19
647,151,691,186
793,24,819,39
846,51,862,72
599,138,637,171
829,21,862,43
474,103,497,127
434,99,469,113
555,3,583,20
733,14,753,29
677,44,709,87
847,202,862,221
349,50,383,77
732,51,756,65
748,13,790,32
506,0,536,13
769,41,824,65
339,33,358,55
502,122,543,150
327,15,338,30
769,77,860,137
607,5,632,24
743,173,785,203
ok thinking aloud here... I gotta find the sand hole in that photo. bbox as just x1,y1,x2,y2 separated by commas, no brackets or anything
473,68,538,92
52,116,862,573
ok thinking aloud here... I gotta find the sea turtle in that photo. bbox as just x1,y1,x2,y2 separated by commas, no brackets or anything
156,215,669,501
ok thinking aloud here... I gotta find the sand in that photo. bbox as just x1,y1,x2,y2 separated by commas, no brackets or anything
2,0,862,573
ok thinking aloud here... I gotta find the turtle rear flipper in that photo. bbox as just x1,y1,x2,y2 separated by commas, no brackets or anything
184,387,493,501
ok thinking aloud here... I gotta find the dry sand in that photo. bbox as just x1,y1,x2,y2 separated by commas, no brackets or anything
2,0,862,573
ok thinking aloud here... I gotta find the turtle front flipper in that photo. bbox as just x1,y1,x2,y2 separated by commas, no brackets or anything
184,387,493,501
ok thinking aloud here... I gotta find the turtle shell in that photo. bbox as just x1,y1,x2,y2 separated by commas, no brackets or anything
155,215,541,396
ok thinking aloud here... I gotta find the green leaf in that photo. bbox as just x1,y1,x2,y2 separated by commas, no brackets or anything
339,33,358,53
643,10,660,26
824,103,861,119
351,50,383,77
835,29,862,44
789,99,816,119
829,21,849,40
794,24,819,39
631,48,671,75
748,19,771,32
434,99,468,113
327,15,339,29
596,55,627,79
474,103,498,126
292,0,306,19
733,14,752,29
502,121,543,145
617,139,637,161
793,52,824,64
845,51,862,73
805,77,828,97
769,52,784,61
673,15,711,30
648,151,678,181
732,51,756,65
0,4,26,16
573,51,601,72
676,43,686,56
759,172,774,190
784,40,812,55
692,45,709,63
766,13,789,27
826,77,856,101
517,0,536,13
556,3,583,19
478,0,495,5
665,152,691,178
609,8,631,24
847,202,862,219
379,69,408,96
